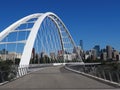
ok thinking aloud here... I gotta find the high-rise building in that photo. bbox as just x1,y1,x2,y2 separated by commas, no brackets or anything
106,45,113,60
91,49,97,60
40,52,46,58
101,52,107,61
112,50,119,60
93,45,100,57
80,40,83,50
73,46,81,55
50,52,56,60
32,48,35,59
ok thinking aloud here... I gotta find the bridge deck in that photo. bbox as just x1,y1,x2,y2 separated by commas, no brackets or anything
0,66,116,90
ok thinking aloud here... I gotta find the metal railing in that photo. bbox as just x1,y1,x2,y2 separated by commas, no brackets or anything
66,64,120,84
17,65,29,77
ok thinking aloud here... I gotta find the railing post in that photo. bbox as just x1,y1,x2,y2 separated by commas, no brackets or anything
22,65,25,75
93,65,96,75
0,71,4,83
108,71,112,82
24,65,28,75
102,70,106,80
18,67,21,77
93,66,96,76
116,72,120,83
97,71,101,78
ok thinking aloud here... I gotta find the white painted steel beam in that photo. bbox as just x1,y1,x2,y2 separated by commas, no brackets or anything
10,28,31,33
22,21,36,24
0,40,26,44
0,14,42,41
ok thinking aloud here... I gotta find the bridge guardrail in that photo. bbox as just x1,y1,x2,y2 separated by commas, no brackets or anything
66,63,120,86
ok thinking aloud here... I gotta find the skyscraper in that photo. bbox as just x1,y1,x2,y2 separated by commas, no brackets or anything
91,49,97,60
32,48,35,59
106,45,112,60
93,45,100,57
80,40,83,50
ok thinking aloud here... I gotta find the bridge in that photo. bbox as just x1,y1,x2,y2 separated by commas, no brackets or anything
0,66,116,90
0,12,119,89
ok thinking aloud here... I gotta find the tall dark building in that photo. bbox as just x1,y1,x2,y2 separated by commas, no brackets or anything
93,45,100,57
32,48,35,59
80,40,83,50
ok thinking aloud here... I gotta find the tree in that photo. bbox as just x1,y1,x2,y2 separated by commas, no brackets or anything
15,58,20,65
0,60,17,82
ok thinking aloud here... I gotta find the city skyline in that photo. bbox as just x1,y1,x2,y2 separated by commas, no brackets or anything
84,44,120,61
0,0,120,51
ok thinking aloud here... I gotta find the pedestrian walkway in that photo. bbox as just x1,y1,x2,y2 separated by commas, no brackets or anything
0,66,116,90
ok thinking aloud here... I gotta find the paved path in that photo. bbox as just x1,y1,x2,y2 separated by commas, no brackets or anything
0,66,116,90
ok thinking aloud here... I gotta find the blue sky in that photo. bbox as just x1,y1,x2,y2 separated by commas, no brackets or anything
0,0,120,51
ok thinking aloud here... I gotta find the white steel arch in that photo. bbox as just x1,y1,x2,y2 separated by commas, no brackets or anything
0,13,42,41
0,12,82,66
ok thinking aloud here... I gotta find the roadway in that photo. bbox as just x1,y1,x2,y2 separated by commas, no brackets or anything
0,66,117,90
